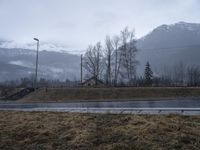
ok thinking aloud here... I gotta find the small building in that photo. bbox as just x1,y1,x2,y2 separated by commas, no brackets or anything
81,76,104,87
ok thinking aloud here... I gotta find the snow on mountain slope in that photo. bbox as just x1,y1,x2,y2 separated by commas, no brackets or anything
137,22,200,75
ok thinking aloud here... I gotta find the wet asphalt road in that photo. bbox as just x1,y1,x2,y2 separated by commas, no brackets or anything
0,98,200,115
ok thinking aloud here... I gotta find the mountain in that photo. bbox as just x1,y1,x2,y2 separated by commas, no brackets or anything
1,21,200,82
0,47,80,82
137,22,200,75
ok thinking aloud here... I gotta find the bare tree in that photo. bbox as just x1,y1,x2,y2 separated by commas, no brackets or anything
83,42,104,85
113,35,120,86
83,27,138,87
187,65,200,86
160,65,173,86
173,61,186,86
104,36,114,86
118,27,138,84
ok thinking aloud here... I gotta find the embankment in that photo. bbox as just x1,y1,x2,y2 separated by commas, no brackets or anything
19,87,200,102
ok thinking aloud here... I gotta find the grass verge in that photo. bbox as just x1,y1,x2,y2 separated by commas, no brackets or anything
19,87,200,102
0,111,200,150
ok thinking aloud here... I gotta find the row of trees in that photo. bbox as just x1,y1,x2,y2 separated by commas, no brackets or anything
140,62,200,87
83,27,138,86
82,27,200,87
0,77,79,88
2,61,199,88
1,27,200,88
0,62,200,88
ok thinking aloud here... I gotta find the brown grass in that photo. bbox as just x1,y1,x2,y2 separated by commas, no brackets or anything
19,87,200,102
0,111,200,150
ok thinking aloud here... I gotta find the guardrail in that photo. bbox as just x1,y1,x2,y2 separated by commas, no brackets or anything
43,107,200,115
1,107,200,115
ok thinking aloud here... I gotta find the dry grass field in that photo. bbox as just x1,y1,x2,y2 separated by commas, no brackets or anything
0,111,200,150
19,87,200,102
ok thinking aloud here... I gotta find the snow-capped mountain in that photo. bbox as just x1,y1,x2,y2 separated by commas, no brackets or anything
1,21,200,81
138,22,200,49
137,22,200,75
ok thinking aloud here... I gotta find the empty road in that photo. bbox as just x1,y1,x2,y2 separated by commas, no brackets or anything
0,98,200,115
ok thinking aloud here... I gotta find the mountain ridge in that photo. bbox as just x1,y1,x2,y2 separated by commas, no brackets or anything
137,21,200,75
1,21,200,81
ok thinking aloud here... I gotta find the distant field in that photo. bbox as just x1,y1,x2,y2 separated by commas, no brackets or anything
0,111,199,150
19,87,200,102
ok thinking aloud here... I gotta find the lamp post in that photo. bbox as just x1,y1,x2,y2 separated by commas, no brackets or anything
33,38,39,89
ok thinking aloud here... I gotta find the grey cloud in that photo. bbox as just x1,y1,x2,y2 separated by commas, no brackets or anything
0,0,200,50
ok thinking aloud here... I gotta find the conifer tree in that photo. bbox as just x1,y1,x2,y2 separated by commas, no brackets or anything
144,61,153,86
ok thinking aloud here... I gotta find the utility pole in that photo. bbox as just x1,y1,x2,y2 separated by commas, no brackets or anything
33,38,39,90
80,54,83,83
106,49,111,86
108,49,111,86
96,46,100,87
114,47,117,86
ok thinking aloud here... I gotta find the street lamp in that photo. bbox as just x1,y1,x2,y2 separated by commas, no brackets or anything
33,38,39,89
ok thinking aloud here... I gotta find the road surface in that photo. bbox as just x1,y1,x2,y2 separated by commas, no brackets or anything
0,98,200,115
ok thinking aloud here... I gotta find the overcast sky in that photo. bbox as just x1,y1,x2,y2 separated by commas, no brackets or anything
0,0,200,51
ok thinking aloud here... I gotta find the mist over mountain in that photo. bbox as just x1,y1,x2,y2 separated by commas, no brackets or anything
0,47,80,82
137,22,200,75
0,39,74,53
0,22,200,82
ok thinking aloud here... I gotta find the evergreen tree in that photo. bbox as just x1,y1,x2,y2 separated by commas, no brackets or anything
144,61,153,86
